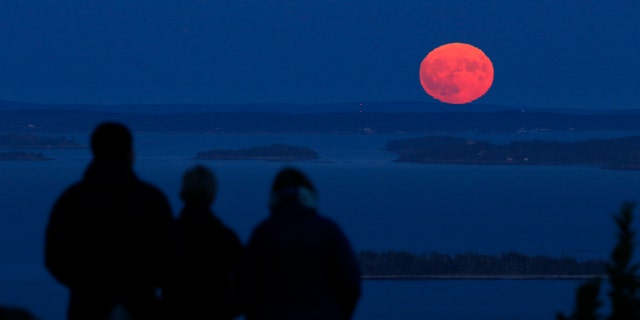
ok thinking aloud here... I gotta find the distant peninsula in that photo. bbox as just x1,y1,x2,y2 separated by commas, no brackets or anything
387,136,640,170
0,151,51,161
0,134,83,149
4,101,640,134
195,144,319,161
358,250,605,279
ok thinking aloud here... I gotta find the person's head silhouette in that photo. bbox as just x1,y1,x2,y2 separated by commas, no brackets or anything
270,167,317,209
90,122,133,162
180,165,217,206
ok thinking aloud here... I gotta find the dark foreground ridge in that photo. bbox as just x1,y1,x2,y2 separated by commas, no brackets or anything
387,136,640,170
195,144,319,161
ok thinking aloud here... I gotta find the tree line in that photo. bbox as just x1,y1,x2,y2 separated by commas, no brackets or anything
357,250,606,276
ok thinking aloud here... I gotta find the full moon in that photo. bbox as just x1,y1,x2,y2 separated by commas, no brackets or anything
419,43,494,104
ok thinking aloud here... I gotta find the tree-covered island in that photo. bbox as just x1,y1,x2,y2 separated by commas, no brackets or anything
0,134,83,149
358,250,606,279
195,144,319,161
387,136,640,170
0,151,51,161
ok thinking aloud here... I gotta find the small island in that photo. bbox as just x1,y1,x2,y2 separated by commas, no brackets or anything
387,136,640,170
0,151,51,161
195,144,319,161
0,134,83,149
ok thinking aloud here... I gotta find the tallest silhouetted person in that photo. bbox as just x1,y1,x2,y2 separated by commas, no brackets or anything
45,122,174,320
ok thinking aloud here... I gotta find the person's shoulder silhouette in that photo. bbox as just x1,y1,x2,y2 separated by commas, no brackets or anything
44,122,173,320
240,167,361,320
0,305,38,320
164,165,244,320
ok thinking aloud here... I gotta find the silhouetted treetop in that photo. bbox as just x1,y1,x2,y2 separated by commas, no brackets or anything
557,202,640,320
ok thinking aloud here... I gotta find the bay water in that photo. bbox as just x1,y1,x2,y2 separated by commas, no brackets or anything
1,132,639,319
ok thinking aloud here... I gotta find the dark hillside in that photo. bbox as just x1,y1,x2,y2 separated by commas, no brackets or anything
2,109,640,134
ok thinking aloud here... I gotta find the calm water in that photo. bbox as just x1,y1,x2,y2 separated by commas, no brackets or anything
1,132,639,319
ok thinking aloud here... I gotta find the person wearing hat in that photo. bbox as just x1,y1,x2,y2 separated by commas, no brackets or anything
240,167,361,320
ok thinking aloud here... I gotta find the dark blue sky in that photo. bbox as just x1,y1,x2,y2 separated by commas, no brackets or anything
0,0,638,109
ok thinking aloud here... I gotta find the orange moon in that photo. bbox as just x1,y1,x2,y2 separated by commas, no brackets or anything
419,43,494,104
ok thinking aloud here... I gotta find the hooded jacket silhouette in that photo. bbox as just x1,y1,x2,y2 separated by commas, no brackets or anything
240,168,361,320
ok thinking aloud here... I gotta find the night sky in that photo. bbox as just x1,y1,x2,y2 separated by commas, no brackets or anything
0,0,638,109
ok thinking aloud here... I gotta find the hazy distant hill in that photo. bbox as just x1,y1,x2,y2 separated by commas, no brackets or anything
1,100,640,133
0,99,516,113
4,99,640,114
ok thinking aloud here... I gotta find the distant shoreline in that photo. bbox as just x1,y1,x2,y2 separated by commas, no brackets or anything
0,134,83,149
362,275,605,281
387,136,640,170
0,151,52,161
391,159,639,171
195,144,319,162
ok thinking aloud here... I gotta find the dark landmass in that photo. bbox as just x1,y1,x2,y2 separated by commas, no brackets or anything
0,99,515,113
387,136,640,169
0,151,51,161
362,275,601,280
196,144,319,161
0,134,83,149
357,250,606,277
2,101,640,133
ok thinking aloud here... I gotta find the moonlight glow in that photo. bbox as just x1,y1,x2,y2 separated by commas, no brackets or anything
419,43,494,104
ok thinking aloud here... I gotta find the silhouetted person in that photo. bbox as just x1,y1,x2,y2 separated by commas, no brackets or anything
0,305,38,320
44,122,174,320
240,167,361,320
164,165,244,319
